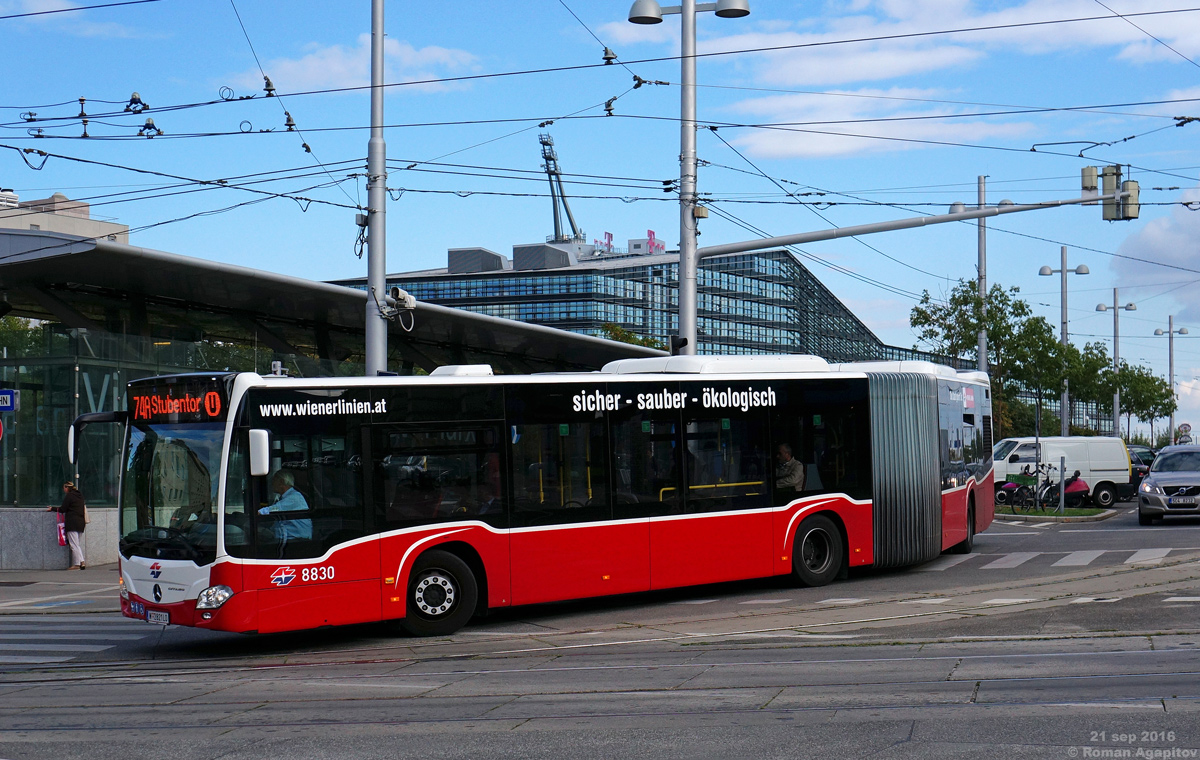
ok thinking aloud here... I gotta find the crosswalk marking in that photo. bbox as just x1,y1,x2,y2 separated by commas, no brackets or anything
671,599,718,605
984,598,1037,605
0,615,158,666
738,599,791,605
982,552,1040,569
818,598,868,605
1071,597,1121,604
1126,549,1171,565
1164,597,1200,603
916,554,974,572
899,598,950,604
1054,550,1107,567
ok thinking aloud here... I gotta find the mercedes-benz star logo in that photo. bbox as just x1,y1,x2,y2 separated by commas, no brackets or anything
152,584,162,603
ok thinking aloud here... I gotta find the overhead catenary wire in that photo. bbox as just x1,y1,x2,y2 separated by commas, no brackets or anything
0,0,161,22
6,7,1200,121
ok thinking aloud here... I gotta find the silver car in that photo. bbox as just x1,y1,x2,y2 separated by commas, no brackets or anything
1137,445,1200,525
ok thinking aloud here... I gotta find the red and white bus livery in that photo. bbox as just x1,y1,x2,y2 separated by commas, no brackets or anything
78,354,993,636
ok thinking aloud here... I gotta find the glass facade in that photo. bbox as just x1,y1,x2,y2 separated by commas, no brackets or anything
0,321,365,509
386,249,963,365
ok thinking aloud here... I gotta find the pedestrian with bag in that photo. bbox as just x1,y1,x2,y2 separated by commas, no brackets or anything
46,481,86,570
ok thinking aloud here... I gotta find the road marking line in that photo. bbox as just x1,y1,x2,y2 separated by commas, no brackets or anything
0,643,114,652
0,585,118,609
981,552,1040,569
818,598,868,605
0,633,148,641
1030,522,1056,528
0,656,75,664
738,599,792,605
916,554,973,571
1071,597,1121,604
983,598,1037,605
1126,548,1171,565
898,599,951,604
1054,550,1106,567
1164,597,1200,602
983,531,1041,536
671,599,718,605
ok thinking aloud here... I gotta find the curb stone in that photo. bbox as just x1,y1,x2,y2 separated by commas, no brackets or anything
992,509,1117,523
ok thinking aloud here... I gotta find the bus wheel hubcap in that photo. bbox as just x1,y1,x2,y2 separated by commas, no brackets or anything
802,529,832,574
414,572,456,616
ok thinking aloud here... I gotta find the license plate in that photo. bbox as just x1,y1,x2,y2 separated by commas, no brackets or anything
146,610,169,625
1169,497,1195,505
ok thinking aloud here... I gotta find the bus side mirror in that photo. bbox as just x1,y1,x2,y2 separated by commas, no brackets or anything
1008,454,1019,463
249,429,271,477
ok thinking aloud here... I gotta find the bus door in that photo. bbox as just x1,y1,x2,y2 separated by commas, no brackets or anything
240,392,379,634
648,383,773,589
507,384,649,605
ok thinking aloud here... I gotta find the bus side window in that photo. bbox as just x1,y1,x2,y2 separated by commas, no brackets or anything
610,415,681,518
510,421,610,527
254,432,365,560
375,426,505,531
683,414,768,512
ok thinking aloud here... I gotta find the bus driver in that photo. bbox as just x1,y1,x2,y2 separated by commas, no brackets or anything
259,470,313,552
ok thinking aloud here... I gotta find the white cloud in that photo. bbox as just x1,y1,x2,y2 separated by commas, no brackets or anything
231,34,479,94
1111,185,1200,323
6,0,141,38
722,87,1035,158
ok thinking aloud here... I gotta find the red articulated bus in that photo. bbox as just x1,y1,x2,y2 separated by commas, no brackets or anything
72,354,993,636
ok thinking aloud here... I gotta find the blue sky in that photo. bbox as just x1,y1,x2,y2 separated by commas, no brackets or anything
4,0,1200,433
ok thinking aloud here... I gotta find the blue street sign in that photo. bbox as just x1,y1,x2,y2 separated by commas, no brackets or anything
0,390,18,413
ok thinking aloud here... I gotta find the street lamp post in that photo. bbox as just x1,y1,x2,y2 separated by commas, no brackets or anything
1096,289,1136,438
1039,246,1089,436
629,0,750,355
1155,316,1189,445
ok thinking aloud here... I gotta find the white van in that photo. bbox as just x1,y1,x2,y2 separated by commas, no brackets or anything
992,436,1132,508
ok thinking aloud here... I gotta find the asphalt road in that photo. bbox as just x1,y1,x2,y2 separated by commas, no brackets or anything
2,504,1200,759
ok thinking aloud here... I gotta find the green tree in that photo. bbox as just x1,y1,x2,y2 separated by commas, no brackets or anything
1003,315,1068,438
0,316,42,357
1117,362,1175,439
598,323,665,350
910,280,1032,436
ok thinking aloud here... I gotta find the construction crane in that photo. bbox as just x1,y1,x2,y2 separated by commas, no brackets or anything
539,134,584,243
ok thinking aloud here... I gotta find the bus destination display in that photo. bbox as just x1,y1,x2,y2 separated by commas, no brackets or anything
129,377,228,423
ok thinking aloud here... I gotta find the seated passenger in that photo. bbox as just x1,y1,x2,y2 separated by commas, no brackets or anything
775,443,806,495
259,471,313,548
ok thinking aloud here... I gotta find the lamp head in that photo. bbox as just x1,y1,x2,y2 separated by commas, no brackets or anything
1125,303,1137,311
1039,266,1053,276
949,202,966,214
1096,304,1108,312
1155,328,1166,336
714,0,751,18
1074,264,1090,275
629,0,664,23
1181,327,1190,335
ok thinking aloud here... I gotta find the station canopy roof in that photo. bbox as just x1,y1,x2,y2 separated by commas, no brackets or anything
0,230,664,373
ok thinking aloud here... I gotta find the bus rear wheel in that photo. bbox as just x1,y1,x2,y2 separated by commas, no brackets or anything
401,550,478,637
792,515,843,587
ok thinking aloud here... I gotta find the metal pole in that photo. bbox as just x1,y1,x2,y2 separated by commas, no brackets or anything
1170,314,1176,445
676,0,698,355
977,176,987,373
1059,455,1066,514
364,0,389,376
1061,246,1070,436
1113,288,1121,438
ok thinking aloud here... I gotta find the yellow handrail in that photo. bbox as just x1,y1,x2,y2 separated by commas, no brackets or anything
659,480,765,501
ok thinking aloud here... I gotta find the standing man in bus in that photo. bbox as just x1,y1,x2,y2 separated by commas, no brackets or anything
775,444,806,496
259,471,312,553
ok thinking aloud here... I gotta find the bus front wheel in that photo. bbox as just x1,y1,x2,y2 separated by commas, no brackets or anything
401,550,478,637
792,515,843,587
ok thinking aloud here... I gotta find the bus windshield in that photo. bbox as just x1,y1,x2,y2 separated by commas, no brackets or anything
120,422,224,565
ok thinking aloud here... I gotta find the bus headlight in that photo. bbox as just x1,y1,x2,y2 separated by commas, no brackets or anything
195,585,234,610
119,576,128,600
